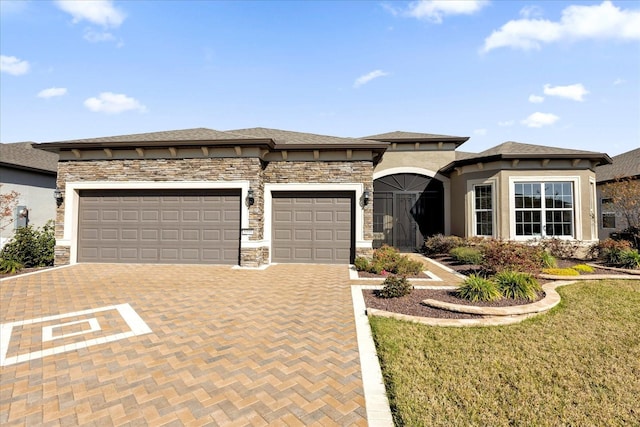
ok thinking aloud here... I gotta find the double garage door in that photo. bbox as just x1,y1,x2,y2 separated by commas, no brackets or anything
78,189,241,264
77,189,354,265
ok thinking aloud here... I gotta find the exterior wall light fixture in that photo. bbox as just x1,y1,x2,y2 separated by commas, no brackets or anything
247,189,255,206
54,188,63,207
363,190,370,206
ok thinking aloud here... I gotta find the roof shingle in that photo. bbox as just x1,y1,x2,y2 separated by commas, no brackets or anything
0,142,58,173
596,147,640,182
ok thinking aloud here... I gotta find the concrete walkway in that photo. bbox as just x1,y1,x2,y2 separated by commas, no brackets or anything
1,264,376,426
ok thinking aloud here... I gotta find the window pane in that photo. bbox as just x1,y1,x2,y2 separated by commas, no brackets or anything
602,213,616,228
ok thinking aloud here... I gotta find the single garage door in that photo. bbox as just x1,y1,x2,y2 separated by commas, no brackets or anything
78,189,240,264
272,191,354,263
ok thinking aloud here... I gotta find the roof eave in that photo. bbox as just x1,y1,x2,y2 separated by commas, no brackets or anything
34,138,277,151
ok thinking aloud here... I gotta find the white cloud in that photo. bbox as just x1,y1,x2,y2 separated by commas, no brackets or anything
519,5,544,19
83,29,116,42
84,92,147,114
0,55,30,75
613,78,626,85
354,70,389,88
55,0,125,28
388,0,489,23
543,83,589,101
498,120,515,127
37,87,67,98
482,1,640,52
521,112,560,128
474,128,488,135
529,94,544,103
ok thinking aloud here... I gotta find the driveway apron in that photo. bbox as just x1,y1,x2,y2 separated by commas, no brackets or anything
0,264,367,426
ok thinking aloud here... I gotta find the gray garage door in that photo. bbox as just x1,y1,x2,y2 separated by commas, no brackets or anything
272,191,354,264
78,189,240,264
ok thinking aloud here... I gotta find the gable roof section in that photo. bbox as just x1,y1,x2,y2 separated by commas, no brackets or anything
36,127,388,152
0,142,58,174
439,141,611,174
596,147,640,183
227,127,388,150
35,128,275,150
363,130,468,146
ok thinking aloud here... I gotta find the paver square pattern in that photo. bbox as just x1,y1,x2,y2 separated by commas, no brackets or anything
0,264,367,426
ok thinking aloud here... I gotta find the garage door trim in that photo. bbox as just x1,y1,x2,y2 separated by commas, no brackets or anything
263,183,366,264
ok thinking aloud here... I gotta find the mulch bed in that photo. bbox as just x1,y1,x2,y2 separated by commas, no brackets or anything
363,254,636,320
363,289,544,319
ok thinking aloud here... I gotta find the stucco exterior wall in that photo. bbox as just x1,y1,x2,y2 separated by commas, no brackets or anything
0,166,57,244
450,164,597,241
449,170,498,237
374,150,455,177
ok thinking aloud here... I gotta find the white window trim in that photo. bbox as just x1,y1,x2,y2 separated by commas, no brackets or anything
466,178,497,238
61,181,251,264
508,176,582,240
263,183,368,265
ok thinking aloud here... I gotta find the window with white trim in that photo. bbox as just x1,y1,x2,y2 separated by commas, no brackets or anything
514,181,574,237
473,184,493,236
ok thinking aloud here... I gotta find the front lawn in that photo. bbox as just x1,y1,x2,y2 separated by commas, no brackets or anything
369,280,640,426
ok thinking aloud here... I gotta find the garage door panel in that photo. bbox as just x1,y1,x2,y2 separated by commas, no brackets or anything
120,229,139,240
203,211,221,221
140,248,158,260
182,211,200,221
272,192,353,264
294,229,312,240
141,229,159,240
102,210,119,221
78,189,240,264
335,230,351,241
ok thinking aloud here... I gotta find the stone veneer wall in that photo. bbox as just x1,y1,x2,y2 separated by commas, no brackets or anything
54,157,375,266
55,158,264,266
263,160,375,258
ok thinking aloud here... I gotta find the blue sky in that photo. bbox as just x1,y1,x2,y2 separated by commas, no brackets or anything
1,0,639,156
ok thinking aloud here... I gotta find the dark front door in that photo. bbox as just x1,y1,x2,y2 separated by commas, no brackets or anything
373,174,444,251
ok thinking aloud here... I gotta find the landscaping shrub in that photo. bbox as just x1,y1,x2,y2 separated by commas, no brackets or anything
354,256,370,272
589,239,632,265
481,240,545,274
355,246,424,275
541,251,557,268
542,267,580,276
456,274,502,302
0,221,55,268
377,275,412,298
619,250,640,269
422,234,464,255
540,238,580,259
494,271,541,301
0,259,23,274
395,256,424,275
572,264,594,274
449,246,483,265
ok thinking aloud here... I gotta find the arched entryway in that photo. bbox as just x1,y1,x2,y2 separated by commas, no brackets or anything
373,173,444,251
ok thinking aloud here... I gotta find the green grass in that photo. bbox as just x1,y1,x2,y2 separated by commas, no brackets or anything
369,280,640,426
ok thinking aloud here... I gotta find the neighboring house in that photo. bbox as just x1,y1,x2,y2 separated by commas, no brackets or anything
0,142,59,246
35,128,611,267
595,147,640,240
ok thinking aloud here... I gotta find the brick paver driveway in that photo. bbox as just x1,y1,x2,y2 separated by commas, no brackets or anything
1,264,367,426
